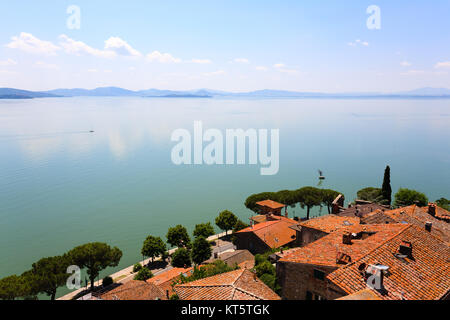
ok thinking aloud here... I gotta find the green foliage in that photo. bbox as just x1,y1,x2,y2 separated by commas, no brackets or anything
191,236,212,265
215,210,238,234
0,275,25,300
259,273,279,292
171,248,192,268
193,222,215,239
134,267,153,281
381,166,392,205
255,260,275,278
176,260,238,285
170,294,180,300
233,220,249,233
320,189,341,214
102,276,113,287
68,242,122,290
141,235,166,262
133,263,143,273
394,188,429,207
357,187,384,203
436,198,450,210
26,255,71,300
167,225,191,248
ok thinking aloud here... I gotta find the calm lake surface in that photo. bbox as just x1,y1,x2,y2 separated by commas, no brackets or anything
0,97,449,298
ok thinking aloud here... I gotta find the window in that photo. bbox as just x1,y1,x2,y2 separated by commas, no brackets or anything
313,269,325,281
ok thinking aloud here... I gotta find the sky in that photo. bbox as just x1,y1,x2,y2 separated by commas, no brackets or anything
0,0,449,92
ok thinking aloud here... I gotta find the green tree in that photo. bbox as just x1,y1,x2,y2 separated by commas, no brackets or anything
357,187,384,203
141,236,166,263
381,166,392,205
68,242,122,291
255,260,276,278
167,225,191,248
27,255,71,300
191,236,212,265
215,210,238,235
171,248,192,268
134,267,153,281
394,188,429,208
320,189,341,214
233,220,249,233
133,263,143,273
296,187,322,220
193,222,215,239
0,275,25,300
436,198,450,210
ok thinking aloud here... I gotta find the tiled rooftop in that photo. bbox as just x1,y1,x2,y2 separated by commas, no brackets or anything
99,280,167,300
336,203,388,218
147,267,194,297
256,200,286,210
298,214,361,233
174,269,281,300
280,224,409,267
205,250,255,269
237,216,297,248
327,225,450,300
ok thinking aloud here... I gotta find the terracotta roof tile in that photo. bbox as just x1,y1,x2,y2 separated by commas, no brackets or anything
147,267,194,296
327,225,450,300
237,217,297,248
280,224,409,267
174,269,280,300
99,280,166,300
299,214,361,233
256,200,286,210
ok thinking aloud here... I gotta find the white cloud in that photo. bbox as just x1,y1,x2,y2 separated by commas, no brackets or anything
104,37,141,57
6,32,60,56
401,69,425,76
348,39,369,47
274,63,285,68
146,51,181,63
34,61,59,70
435,61,450,69
400,61,412,67
59,35,115,58
255,66,268,71
232,58,249,64
0,58,17,66
203,70,225,76
190,59,212,64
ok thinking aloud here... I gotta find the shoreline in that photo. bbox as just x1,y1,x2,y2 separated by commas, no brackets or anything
57,230,231,300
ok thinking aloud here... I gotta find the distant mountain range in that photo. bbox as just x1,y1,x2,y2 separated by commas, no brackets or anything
1,86,450,99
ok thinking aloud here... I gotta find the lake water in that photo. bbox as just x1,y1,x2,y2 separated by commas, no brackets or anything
0,97,449,298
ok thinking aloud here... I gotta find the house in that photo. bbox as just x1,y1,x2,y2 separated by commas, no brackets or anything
205,250,255,269
174,269,281,300
289,214,361,247
327,225,450,300
361,204,450,243
146,267,194,298
255,200,286,216
276,224,410,300
98,280,167,300
335,201,389,218
234,216,297,254
426,202,450,223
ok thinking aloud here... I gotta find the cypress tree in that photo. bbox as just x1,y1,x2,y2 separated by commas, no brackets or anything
381,166,392,205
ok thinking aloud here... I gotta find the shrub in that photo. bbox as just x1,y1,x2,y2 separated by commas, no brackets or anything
171,248,192,268
102,276,113,287
133,263,143,273
134,267,153,281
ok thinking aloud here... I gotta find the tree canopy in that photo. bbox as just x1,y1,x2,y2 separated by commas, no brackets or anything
436,198,450,210
357,187,384,203
0,275,25,300
193,222,215,239
167,225,191,248
171,248,192,268
68,242,122,291
381,166,392,205
394,188,429,207
191,236,212,265
141,235,166,263
215,210,238,235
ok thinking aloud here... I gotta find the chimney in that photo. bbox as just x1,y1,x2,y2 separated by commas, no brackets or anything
166,290,169,299
398,241,413,258
342,232,352,245
214,252,218,259
425,222,433,232
253,272,257,282
428,203,436,217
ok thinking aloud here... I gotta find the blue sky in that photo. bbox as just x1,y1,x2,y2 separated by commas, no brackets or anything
0,0,449,92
